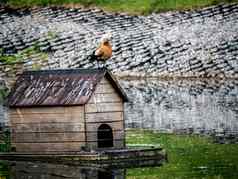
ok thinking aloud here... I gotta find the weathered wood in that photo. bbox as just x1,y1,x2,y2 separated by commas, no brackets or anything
85,102,123,113
86,130,124,142
10,106,86,152
11,123,84,133
86,121,123,132
10,114,77,123
87,139,124,150
88,93,122,104
85,112,123,123
10,106,84,124
8,72,126,153
66,106,84,115
94,84,116,94
99,77,110,84
13,142,85,152
12,132,85,143
10,107,67,114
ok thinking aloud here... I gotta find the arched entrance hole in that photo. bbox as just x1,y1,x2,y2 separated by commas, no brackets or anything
98,171,114,179
98,124,113,148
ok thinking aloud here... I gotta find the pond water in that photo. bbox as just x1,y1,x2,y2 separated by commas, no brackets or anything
0,159,237,179
0,160,126,179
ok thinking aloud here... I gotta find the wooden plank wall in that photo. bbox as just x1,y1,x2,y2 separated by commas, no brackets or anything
85,77,125,149
10,106,85,152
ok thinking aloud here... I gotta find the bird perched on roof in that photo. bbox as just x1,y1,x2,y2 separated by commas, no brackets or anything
88,33,112,68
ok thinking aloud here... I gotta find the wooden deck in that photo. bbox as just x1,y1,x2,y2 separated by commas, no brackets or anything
0,147,167,169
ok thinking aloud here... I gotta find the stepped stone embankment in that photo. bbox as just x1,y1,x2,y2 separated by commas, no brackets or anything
121,78,238,141
0,4,238,138
0,3,238,81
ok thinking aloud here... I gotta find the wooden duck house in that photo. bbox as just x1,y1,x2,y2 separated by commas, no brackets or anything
8,69,128,153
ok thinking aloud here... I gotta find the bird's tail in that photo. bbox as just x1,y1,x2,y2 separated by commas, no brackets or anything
85,51,107,69
87,52,97,62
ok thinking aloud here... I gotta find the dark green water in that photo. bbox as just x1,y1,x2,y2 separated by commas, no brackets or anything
0,159,237,179
0,160,125,179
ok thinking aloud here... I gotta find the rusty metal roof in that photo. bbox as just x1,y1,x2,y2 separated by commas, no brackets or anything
8,68,128,107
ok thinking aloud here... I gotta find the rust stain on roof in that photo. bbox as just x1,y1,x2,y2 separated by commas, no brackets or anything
8,68,128,107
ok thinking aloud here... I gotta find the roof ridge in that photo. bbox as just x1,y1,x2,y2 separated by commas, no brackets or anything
22,68,107,75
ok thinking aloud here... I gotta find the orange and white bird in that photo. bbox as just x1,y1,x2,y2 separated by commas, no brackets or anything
88,33,112,68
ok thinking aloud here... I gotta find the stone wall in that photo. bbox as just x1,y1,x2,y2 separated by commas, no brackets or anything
0,4,238,135
122,78,238,137
0,3,237,78
0,79,8,128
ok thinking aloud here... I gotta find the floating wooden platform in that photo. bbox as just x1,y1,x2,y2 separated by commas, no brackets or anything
0,147,167,168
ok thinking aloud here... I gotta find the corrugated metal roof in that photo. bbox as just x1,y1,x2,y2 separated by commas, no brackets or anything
8,68,128,107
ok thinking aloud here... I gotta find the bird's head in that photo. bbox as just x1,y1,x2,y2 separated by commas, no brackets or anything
100,32,112,44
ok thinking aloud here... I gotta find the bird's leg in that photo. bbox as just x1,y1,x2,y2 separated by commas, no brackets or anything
103,61,106,69
105,62,108,70
97,61,100,69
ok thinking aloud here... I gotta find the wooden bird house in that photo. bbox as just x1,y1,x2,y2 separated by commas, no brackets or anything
8,68,128,153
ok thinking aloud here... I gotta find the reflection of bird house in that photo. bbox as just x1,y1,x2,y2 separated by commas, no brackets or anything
12,161,126,179
8,68,128,153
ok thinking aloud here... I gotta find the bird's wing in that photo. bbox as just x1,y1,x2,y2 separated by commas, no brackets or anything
95,47,104,57
95,43,112,60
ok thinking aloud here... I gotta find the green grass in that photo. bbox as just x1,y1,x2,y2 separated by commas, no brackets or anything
126,129,238,179
2,0,238,14
0,161,10,179
0,130,11,153
0,44,48,67
0,87,9,104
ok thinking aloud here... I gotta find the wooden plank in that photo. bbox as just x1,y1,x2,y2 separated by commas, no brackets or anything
13,142,85,152
86,130,124,141
85,102,123,113
10,106,84,115
86,138,124,142
87,93,122,104
9,107,67,115
86,121,123,132
65,106,84,115
10,107,84,124
85,112,123,123
94,84,116,94
86,139,124,150
10,113,72,123
99,77,110,84
12,132,85,143
10,113,84,124
67,106,85,121
11,122,84,133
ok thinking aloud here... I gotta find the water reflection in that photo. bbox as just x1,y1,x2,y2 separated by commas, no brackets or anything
121,78,238,136
1,160,125,179
1,160,237,179
0,161,10,179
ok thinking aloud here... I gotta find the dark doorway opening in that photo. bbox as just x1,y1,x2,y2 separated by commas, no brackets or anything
98,171,114,179
98,124,113,148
